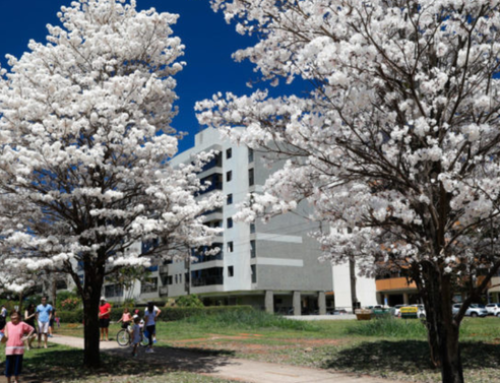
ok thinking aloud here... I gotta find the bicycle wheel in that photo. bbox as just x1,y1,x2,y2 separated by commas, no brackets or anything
116,329,130,347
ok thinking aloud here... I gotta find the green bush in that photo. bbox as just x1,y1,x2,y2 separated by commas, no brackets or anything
56,291,81,311
347,315,427,338
58,310,84,324
175,295,204,308
58,305,255,323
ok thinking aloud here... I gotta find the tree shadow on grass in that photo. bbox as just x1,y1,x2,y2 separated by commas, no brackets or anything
323,340,500,374
18,345,236,383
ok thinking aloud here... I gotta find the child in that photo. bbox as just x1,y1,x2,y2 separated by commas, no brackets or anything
4,311,35,383
117,308,132,329
130,316,142,357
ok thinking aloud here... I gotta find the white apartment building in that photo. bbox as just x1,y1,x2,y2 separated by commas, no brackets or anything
102,128,380,313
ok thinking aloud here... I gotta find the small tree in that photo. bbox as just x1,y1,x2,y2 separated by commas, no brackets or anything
199,1,500,382
0,0,223,368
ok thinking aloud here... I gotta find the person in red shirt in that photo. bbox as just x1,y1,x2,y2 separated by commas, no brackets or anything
4,311,34,383
98,297,111,341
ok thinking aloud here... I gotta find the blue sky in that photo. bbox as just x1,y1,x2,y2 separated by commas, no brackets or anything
0,1,305,154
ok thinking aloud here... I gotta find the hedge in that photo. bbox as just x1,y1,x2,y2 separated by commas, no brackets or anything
57,305,254,324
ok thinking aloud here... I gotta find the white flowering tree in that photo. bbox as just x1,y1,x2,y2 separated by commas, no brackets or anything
0,0,223,368
197,1,500,382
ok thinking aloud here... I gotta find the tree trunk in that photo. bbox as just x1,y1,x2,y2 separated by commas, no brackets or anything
82,262,104,368
420,265,464,383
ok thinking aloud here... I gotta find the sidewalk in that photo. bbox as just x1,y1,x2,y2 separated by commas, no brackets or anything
49,335,406,383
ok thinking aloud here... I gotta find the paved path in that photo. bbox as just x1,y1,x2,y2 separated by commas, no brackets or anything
48,335,406,383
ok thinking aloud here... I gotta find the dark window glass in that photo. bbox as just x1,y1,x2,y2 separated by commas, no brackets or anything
249,168,254,186
227,218,233,228
250,240,256,258
228,266,234,277
226,171,232,182
226,148,232,159
227,194,233,205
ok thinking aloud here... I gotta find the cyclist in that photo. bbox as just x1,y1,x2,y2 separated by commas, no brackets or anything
117,308,132,329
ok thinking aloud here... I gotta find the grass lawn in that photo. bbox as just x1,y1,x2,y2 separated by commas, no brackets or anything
53,313,500,383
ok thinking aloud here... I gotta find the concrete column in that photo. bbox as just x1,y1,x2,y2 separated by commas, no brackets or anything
318,292,326,315
403,293,409,304
265,290,274,314
293,291,301,316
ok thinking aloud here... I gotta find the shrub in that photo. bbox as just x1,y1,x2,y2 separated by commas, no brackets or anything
58,305,255,323
56,291,80,311
175,295,204,308
57,310,84,324
60,297,81,311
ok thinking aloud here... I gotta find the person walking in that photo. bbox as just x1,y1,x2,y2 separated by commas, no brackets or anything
48,306,56,338
4,311,35,383
98,297,111,341
23,304,37,350
36,297,52,349
116,307,132,329
144,302,161,353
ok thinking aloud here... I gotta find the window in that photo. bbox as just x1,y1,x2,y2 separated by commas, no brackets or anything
228,266,234,277
179,274,183,283
250,222,255,234
175,274,178,284
226,148,232,159
250,240,256,258
227,194,233,205
226,171,232,182
248,168,254,186
227,217,233,228
251,265,257,283
248,148,254,163
167,276,173,285
227,241,234,253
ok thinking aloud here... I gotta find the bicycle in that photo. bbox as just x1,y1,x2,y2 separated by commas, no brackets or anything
116,325,149,347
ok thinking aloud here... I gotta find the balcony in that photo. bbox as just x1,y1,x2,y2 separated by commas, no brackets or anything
191,267,224,287
196,173,223,197
200,154,222,173
191,276,224,287
159,286,169,296
160,265,169,274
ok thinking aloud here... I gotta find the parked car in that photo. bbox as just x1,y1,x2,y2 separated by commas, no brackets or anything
452,303,488,317
485,303,500,316
410,304,426,319
332,309,349,315
393,304,406,317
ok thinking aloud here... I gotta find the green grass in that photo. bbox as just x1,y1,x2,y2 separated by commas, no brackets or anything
347,316,428,338
180,309,320,331
54,313,500,383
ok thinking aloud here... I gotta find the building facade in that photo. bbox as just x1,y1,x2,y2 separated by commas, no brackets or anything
102,128,336,313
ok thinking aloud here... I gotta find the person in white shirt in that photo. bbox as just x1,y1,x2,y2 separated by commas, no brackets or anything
143,302,161,353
